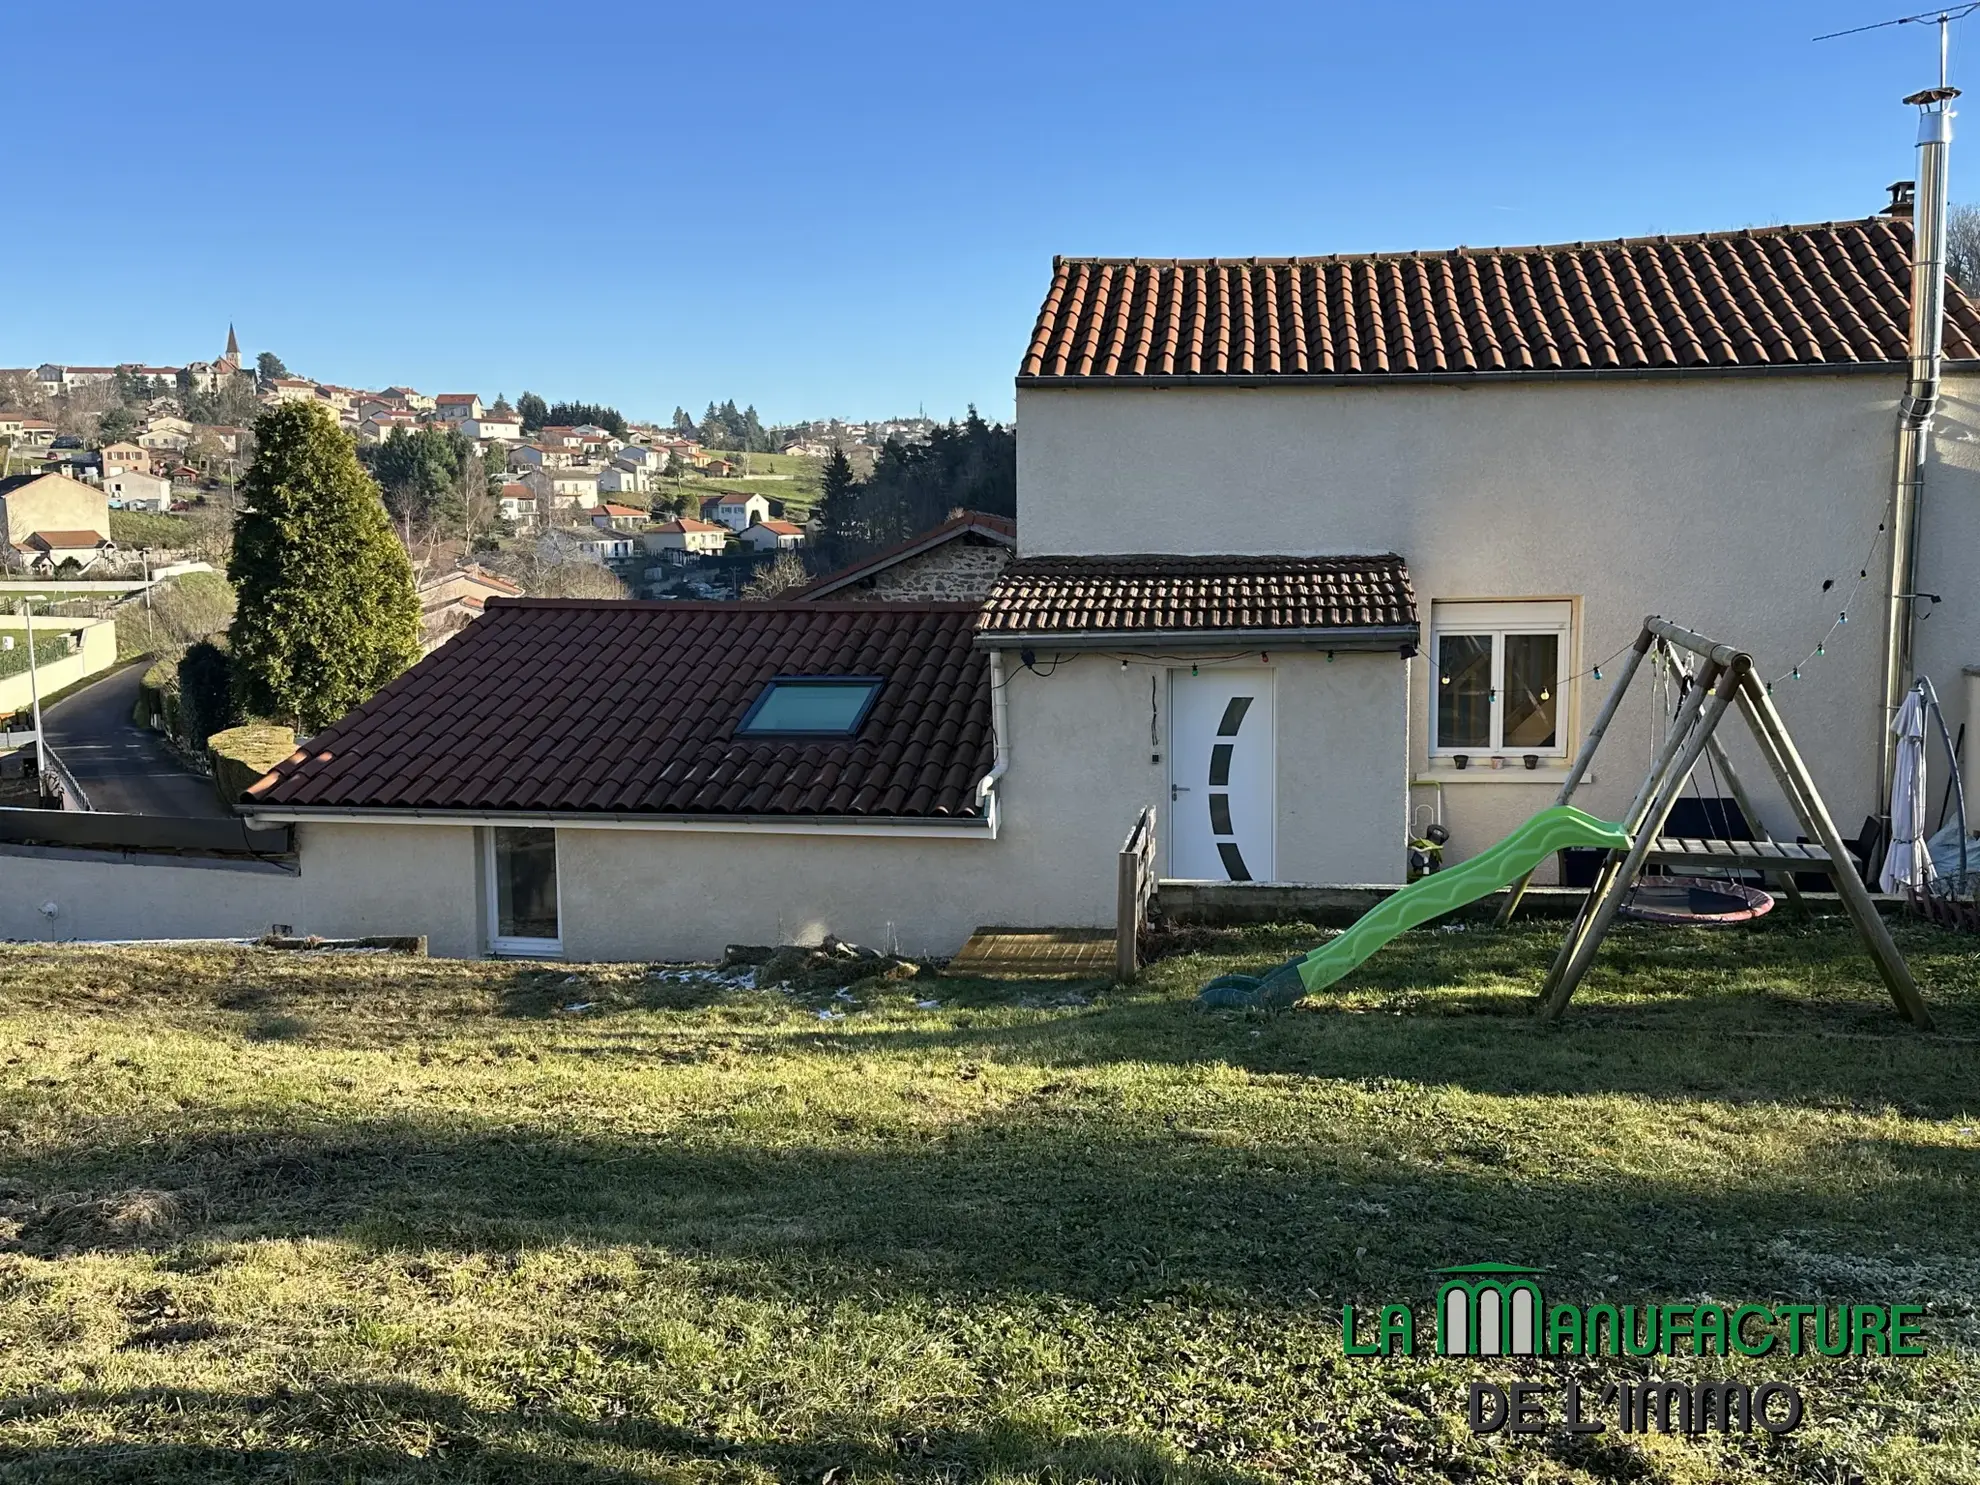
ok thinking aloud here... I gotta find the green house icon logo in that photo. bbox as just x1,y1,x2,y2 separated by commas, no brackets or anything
1436,1263,1544,1356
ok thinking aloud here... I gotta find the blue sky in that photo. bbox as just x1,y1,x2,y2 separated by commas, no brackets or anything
2,1,1964,425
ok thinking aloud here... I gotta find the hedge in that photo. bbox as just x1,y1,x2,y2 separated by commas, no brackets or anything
207,723,298,807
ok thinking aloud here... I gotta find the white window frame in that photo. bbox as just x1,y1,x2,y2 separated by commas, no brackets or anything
483,826,564,958
1429,600,1573,759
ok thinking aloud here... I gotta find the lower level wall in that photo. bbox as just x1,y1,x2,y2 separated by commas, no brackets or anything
0,845,300,942
556,827,1006,961
292,822,483,958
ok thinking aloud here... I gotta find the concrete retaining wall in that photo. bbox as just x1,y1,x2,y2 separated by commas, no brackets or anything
0,844,301,943
0,616,116,715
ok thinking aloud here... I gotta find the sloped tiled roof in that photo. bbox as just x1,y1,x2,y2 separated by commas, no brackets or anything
978,555,1415,641
1020,217,1980,383
800,511,1016,598
248,599,994,819
25,529,111,550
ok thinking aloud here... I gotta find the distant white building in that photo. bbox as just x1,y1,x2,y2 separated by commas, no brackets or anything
462,414,523,442
700,491,769,532
739,518,805,552
598,462,651,496
643,518,728,560
521,466,600,511
105,469,172,511
434,394,482,424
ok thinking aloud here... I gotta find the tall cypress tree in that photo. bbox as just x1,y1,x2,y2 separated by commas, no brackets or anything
228,402,420,734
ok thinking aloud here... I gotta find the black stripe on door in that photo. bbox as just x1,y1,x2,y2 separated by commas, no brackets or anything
1208,696,1255,881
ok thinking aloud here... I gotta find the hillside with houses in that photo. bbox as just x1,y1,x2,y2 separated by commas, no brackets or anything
0,331,1001,606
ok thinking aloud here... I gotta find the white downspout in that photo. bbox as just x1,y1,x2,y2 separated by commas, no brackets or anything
975,648,1009,833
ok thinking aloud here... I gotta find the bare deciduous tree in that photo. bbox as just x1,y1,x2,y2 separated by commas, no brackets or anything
1948,203,1980,293
741,549,809,599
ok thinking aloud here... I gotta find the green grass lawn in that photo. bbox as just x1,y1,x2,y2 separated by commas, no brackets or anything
3,918,1979,1482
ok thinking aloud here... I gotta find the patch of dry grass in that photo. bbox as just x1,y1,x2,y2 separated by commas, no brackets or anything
0,919,1978,1481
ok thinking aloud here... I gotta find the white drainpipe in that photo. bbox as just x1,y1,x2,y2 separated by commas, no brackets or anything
976,648,1010,826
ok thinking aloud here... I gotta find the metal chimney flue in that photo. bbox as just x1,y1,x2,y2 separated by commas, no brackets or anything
1880,81,1960,818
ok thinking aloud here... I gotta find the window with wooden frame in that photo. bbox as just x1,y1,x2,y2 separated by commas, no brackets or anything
1430,600,1573,759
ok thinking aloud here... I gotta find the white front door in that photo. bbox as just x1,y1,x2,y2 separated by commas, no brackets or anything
1169,668,1275,881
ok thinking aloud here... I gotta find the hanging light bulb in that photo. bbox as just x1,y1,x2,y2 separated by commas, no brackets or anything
1593,666,1603,681
1539,688,1551,701
1792,667,1801,680
1440,674,1450,685
1191,664,1198,676
1815,643,1824,656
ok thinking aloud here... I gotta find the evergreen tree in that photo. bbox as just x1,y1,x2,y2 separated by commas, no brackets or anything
96,407,138,445
362,424,472,530
543,401,626,437
815,446,862,564
672,406,696,435
517,391,549,433
228,402,420,733
177,640,238,749
256,351,289,387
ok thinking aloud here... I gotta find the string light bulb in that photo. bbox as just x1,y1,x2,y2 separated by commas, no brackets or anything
1592,666,1603,681
1792,667,1801,680
1815,643,1824,656
1191,664,1198,676
1539,688,1551,701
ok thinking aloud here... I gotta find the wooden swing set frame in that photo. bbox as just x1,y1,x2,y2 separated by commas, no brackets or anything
1497,616,1933,1030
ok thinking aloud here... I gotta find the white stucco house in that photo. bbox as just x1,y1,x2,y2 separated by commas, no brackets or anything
1005,207,1980,885
598,461,651,496
462,414,523,442
521,466,600,511
15,183,1980,963
701,491,769,531
739,518,805,552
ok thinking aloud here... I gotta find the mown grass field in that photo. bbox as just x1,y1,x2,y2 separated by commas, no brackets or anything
2,917,1979,1483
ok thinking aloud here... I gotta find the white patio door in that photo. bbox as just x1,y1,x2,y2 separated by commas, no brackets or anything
1169,669,1275,881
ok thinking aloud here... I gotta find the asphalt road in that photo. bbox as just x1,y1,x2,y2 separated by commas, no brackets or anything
41,661,230,818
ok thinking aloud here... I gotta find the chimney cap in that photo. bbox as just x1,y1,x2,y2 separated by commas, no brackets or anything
1886,180,1917,217
1905,85,1961,107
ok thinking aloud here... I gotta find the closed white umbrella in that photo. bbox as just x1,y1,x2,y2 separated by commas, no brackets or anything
1880,688,1937,894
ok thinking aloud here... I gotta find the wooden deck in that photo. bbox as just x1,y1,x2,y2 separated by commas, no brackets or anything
947,927,1118,980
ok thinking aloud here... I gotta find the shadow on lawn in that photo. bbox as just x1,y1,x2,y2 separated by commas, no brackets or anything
0,1381,1256,1485
6,1102,1979,1311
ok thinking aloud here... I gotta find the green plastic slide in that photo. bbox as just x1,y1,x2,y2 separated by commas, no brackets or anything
1197,805,1633,1009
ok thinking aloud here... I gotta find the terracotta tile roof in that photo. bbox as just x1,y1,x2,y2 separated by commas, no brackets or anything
592,502,646,517
25,529,111,549
1019,217,1980,383
654,517,725,534
248,600,995,819
435,393,478,404
977,554,1416,642
800,510,1016,598
756,519,804,535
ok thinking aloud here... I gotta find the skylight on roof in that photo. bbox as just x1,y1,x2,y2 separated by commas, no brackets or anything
738,676,883,736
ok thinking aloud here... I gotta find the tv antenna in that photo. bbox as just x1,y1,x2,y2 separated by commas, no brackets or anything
1815,6,1980,89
